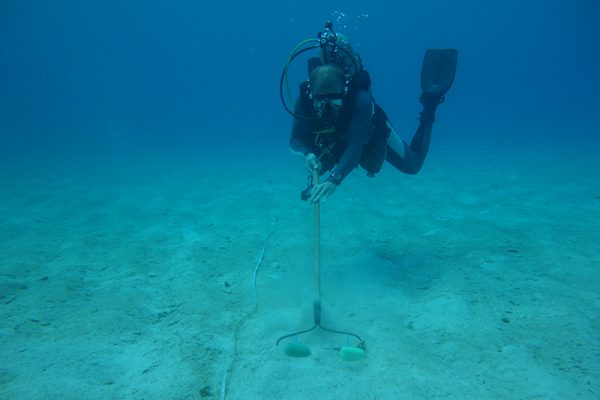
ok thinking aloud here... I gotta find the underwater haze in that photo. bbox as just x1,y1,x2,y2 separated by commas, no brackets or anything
2,0,599,162
1,1,600,399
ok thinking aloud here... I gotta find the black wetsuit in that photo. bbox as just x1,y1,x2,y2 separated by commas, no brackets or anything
290,80,437,185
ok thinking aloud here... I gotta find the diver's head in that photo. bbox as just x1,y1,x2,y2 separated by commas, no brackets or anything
309,65,346,113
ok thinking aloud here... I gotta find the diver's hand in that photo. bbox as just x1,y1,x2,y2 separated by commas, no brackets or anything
304,153,319,173
308,181,337,203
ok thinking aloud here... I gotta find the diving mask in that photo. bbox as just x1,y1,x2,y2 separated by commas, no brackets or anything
313,93,344,111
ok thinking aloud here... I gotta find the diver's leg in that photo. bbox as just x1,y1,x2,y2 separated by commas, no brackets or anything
387,48,456,174
386,94,441,174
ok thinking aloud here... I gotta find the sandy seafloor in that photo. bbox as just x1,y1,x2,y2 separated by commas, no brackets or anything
1,149,599,400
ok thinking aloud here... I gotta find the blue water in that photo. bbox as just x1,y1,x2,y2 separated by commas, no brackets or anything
2,2,600,399
2,0,599,164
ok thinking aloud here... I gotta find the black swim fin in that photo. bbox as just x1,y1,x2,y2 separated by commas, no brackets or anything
420,49,457,95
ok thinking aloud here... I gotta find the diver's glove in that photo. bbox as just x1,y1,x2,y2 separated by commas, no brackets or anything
308,181,337,203
419,93,443,123
304,153,320,173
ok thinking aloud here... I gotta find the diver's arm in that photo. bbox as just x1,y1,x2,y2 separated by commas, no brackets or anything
326,90,374,184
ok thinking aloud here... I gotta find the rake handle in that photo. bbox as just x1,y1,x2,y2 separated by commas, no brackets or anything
312,169,321,301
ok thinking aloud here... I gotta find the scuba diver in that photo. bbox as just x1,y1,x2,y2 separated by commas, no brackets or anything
280,22,457,203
